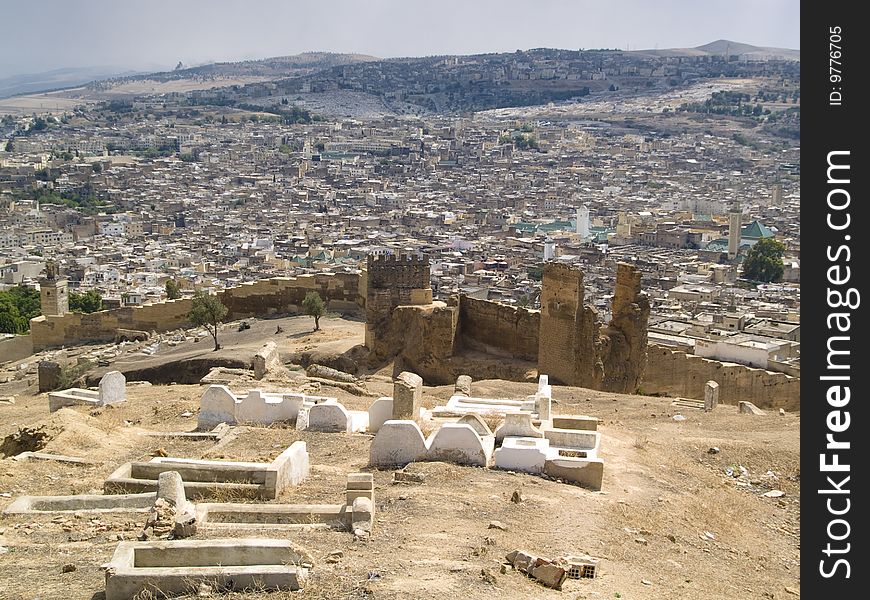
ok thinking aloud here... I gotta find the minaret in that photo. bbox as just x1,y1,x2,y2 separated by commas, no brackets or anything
727,203,742,260
39,261,68,317
543,238,556,261
576,205,590,239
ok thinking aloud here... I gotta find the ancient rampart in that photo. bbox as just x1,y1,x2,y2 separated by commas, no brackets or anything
30,273,362,350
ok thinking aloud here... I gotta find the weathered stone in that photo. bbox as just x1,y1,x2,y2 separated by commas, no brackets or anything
367,397,393,433
392,470,425,484
38,361,63,392
454,375,473,397
530,562,567,590
252,341,282,379
369,420,428,467
114,329,149,343
704,380,720,411
393,371,423,420
306,364,358,384
427,423,492,467
739,401,766,415
307,400,351,433
641,345,800,411
512,550,538,573
538,263,649,394
494,412,543,444
99,371,126,405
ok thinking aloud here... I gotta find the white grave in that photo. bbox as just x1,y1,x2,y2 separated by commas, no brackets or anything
48,371,126,413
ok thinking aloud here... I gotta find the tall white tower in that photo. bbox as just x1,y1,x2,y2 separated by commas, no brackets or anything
727,203,742,260
543,239,556,261
576,205,590,239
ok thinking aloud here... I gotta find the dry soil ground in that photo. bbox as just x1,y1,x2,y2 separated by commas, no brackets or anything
0,325,799,600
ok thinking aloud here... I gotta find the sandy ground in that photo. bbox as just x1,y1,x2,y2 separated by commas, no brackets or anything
0,347,800,600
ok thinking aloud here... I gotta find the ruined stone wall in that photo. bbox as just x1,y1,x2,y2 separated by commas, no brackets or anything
537,263,603,388
364,253,433,359
457,295,540,362
642,345,800,411
30,273,363,350
600,263,650,393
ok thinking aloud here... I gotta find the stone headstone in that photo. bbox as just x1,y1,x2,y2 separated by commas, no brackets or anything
156,471,187,508
454,375,472,397
367,397,394,434
494,412,544,444
393,371,423,421
253,341,281,379
738,401,765,416
369,420,428,466
98,371,126,405
198,385,238,429
307,400,351,433
38,361,62,392
704,381,719,411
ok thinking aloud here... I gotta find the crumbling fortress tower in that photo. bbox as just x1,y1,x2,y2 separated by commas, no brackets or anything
538,262,650,393
538,263,604,389
600,263,650,393
364,253,434,359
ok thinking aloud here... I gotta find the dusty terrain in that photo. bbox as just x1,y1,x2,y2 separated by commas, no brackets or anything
0,320,799,599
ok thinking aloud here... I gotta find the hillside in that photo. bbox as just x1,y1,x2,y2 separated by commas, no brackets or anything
0,315,801,599
632,39,800,61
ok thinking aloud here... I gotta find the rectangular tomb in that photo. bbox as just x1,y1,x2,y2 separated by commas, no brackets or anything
103,539,309,599
104,441,309,500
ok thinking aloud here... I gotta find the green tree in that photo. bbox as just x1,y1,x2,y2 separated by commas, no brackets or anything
302,291,326,331
188,291,228,350
0,285,41,333
165,279,182,300
742,238,786,283
69,289,103,313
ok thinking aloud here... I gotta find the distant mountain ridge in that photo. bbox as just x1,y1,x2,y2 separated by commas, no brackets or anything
0,66,152,99
107,52,379,84
632,39,799,61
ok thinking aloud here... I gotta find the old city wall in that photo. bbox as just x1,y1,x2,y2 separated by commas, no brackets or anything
600,263,651,393
457,295,540,362
30,273,362,350
537,263,603,388
642,345,800,411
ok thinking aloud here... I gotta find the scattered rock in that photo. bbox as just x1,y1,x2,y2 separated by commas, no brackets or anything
480,568,497,584
511,551,539,574
779,408,786,416
61,563,76,573
707,447,720,454
510,490,525,503
325,550,343,563
672,414,686,421
392,470,425,484
488,521,508,531
530,562,567,590
153,448,168,457
763,490,785,498
785,586,800,596
739,401,766,416
634,537,648,545
641,579,652,586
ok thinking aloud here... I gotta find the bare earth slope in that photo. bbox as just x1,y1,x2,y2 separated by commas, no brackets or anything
0,367,799,599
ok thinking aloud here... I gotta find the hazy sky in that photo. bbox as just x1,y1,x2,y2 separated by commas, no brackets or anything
0,0,800,78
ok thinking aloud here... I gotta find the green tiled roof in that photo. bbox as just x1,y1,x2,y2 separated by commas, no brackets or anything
740,220,774,239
